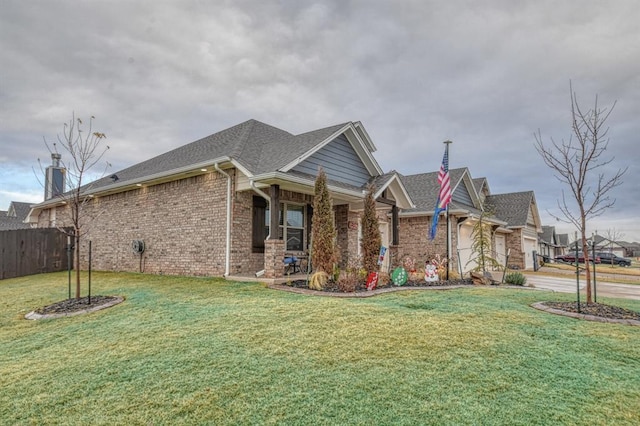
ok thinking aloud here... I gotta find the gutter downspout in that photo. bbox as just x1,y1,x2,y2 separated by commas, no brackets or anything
250,180,271,277
214,164,232,277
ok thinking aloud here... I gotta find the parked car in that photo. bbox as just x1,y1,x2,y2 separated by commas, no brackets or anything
596,252,632,267
555,252,601,264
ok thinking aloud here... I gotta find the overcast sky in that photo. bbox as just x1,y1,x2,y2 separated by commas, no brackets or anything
1,1,638,242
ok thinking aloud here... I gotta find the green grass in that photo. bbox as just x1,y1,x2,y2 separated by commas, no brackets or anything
2,272,640,425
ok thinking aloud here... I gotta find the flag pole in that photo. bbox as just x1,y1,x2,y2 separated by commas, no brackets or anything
444,140,452,281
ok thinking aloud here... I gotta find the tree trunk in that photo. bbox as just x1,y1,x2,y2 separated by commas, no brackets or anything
75,233,81,299
581,229,592,303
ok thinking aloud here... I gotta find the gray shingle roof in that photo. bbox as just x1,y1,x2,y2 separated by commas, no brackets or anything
399,168,468,213
86,119,349,192
472,177,487,195
9,202,31,219
368,170,398,193
557,234,569,246
0,201,32,230
540,225,555,245
486,191,534,227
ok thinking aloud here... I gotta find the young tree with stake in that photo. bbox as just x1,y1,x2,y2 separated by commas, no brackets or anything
40,113,109,299
535,84,626,303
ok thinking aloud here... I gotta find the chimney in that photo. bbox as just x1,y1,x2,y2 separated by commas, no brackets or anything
45,153,66,200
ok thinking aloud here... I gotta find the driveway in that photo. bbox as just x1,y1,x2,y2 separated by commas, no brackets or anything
523,272,640,301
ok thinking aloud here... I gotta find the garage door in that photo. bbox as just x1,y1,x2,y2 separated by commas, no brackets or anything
457,224,474,275
494,234,506,267
523,237,537,269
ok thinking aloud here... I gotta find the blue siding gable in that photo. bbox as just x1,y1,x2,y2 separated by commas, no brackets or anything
291,134,371,186
452,181,473,207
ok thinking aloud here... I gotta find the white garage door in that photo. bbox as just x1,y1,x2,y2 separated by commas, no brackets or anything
457,224,474,276
494,234,506,267
523,237,537,269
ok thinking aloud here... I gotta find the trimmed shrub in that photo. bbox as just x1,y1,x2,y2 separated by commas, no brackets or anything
505,272,527,286
360,185,381,274
311,167,337,274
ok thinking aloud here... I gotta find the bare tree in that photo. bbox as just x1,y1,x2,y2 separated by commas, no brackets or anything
41,113,109,299
603,228,625,254
535,83,626,303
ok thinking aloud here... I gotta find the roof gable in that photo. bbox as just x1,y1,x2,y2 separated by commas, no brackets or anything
400,167,476,214
280,122,383,177
290,133,371,187
487,191,541,230
0,201,32,230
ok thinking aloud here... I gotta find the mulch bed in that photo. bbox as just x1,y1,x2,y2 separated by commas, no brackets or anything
288,278,475,293
34,296,120,315
541,301,640,321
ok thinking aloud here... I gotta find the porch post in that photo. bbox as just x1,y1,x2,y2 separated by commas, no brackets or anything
264,184,284,280
392,205,399,246
269,184,280,240
264,239,285,279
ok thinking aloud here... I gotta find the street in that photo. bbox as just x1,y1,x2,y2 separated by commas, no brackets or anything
523,272,640,301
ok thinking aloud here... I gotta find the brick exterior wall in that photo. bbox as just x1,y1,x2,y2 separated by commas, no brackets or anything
39,172,231,276
232,190,264,274
36,170,446,278
264,239,285,279
396,215,459,272
505,228,525,270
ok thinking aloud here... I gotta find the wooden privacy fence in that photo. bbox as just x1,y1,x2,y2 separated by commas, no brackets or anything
0,228,72,280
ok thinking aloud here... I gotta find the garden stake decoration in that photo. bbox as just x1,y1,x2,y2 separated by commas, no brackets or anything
366,272,379,291
378,246,387,265
391,267,408,286
430,254,448,281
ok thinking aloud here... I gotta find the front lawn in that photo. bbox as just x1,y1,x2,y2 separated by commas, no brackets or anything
1,272,639,425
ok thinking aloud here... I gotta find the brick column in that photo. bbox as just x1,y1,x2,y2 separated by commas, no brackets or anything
264,239,285,279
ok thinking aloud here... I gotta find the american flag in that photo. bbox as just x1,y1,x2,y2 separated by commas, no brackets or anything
429,144,452,240
437,148,452,209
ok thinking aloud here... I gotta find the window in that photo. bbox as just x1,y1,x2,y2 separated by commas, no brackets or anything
252,197,306,253
252,197,267,253
281,204,304,251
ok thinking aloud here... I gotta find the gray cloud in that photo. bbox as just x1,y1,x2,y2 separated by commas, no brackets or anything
1,0,638,240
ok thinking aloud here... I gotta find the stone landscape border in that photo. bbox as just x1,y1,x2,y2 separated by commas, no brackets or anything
24,296,125,320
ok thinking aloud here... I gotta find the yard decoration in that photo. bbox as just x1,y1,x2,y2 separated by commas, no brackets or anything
431,254,448,280
366,272,379,291
403,256,416,272
425,263,439,282
378,246,387,265
391,267,408,286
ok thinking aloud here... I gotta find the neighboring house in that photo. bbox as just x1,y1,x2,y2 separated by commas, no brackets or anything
27,119,413,279
26,119,542,279
0,201,33,230
538,226,568,260
556,233,569,255
620,241,640,257
398,168,542,274
570,234,628,258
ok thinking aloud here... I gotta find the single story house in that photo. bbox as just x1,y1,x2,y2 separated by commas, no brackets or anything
26,119,542,280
